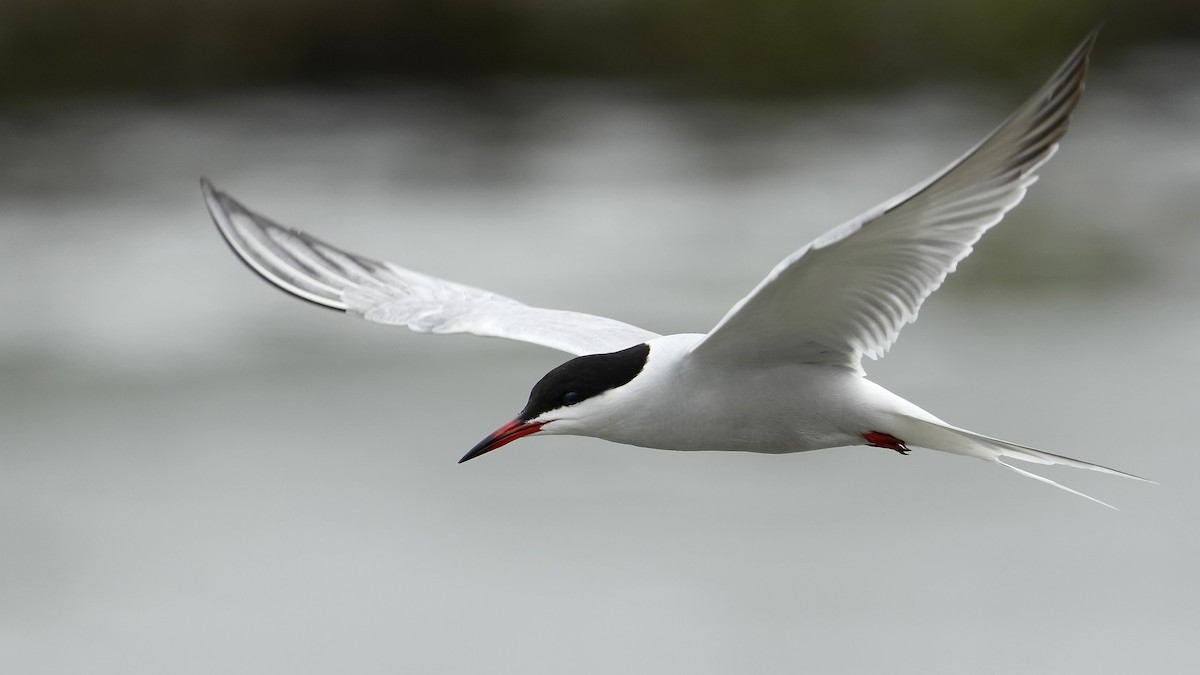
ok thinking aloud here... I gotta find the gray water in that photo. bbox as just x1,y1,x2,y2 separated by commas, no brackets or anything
2,54,1199,673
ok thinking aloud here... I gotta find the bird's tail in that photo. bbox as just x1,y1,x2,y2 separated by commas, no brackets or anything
890,415,1153,509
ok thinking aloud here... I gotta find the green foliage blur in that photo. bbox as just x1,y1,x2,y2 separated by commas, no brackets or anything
1,0,1197,101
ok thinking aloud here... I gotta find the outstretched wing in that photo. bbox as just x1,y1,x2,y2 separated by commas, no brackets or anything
203,180,660,356
688,32,1096,373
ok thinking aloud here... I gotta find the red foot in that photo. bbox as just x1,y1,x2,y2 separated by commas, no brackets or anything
864,431,910,455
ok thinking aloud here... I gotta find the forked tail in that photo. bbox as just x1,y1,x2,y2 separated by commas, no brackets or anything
891,415,1153,509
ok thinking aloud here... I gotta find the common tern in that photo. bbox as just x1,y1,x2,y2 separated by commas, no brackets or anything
204,32,1148,508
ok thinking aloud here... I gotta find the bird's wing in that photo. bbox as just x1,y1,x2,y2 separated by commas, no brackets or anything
688,32,1096,373
203,180,660,357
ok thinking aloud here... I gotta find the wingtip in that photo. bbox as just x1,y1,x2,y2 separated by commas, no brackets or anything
200,179,359,313
200,177,237,242
199,176,217,199
1073,27,1102,70
200,177,225,218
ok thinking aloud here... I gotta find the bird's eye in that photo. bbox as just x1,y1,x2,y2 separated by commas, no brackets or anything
562,391,581,405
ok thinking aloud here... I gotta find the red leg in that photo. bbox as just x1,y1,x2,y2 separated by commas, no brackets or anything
863,430,910,455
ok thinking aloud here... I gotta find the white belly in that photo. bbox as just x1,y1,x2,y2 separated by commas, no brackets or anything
590,358,904,454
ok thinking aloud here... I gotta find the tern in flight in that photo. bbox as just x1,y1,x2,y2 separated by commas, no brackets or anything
205,32,1148,507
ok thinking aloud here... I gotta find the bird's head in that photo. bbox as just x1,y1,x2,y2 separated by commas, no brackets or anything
459,343,651,463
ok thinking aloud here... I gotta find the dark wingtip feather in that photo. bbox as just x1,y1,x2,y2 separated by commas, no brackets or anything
202,179,348,313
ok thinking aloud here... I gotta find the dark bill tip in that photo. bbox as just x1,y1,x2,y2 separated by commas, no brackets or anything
459,419,545,464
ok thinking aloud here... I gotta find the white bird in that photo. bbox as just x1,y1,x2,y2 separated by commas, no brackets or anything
204,32,1149,508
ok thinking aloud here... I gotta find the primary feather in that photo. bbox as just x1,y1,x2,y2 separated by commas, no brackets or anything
689,32,1097,373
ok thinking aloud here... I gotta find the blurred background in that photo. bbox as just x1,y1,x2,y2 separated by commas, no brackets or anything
2,1,1199,673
